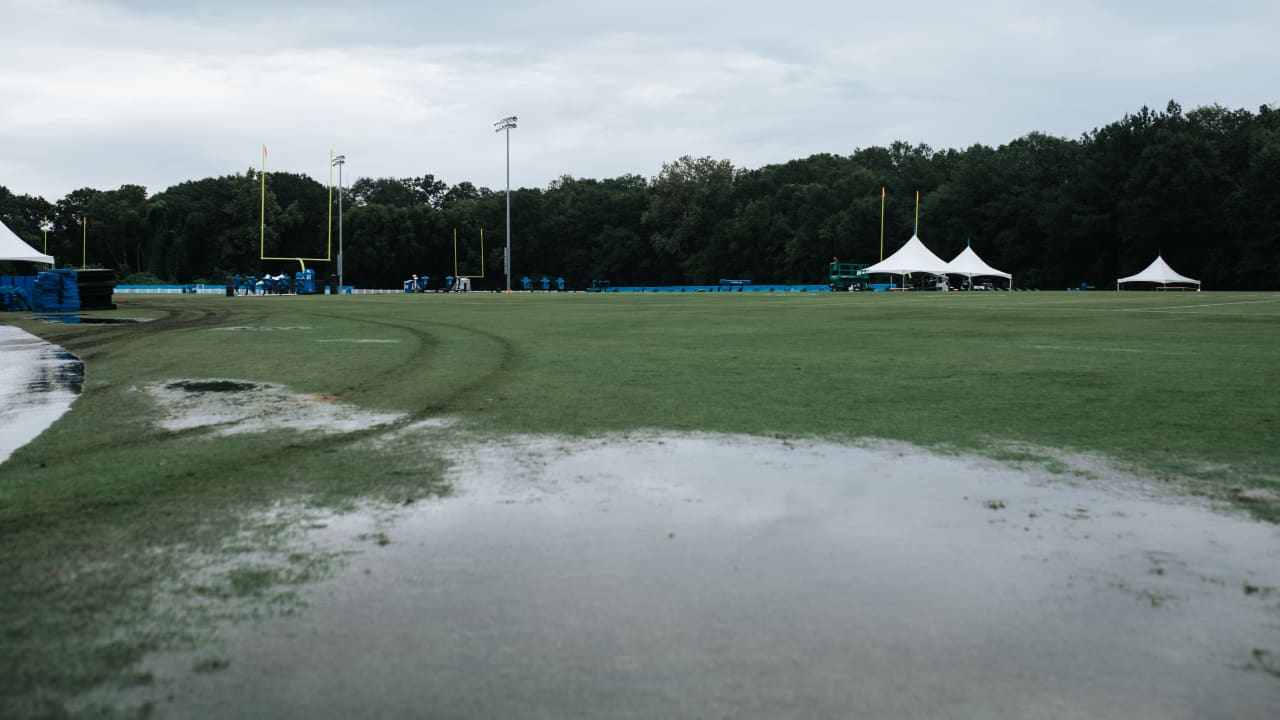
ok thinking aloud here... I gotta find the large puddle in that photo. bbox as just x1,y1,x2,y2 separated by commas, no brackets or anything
142,434,1280,718
0,323,83,464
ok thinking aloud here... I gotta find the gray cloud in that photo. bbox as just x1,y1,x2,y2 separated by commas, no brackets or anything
2,0,1277,200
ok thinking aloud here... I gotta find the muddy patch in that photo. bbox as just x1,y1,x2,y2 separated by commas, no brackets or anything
0,324,83,464
144,379,403,436
168,380,260,394
136,433,1280,719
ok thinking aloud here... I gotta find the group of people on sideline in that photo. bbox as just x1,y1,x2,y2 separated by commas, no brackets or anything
403,274,567,292
522,276,566,291
404,274,471,292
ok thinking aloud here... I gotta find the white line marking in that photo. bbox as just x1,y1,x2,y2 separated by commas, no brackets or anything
1030,345,1197,356
1118,299,1280,312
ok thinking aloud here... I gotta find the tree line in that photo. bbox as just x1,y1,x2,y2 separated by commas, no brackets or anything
3,100,1277,290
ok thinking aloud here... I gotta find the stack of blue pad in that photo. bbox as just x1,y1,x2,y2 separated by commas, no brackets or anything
0,275,36,311
0,285,33,311
32,269,81,312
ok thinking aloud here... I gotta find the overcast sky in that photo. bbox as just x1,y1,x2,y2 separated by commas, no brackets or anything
2,0,1277,200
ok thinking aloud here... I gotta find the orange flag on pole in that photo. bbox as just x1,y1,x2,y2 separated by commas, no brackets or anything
262,144,268,159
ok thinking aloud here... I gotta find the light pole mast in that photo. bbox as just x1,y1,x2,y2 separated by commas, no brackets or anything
332,154,346,288
494,116,517,292
40,217,52,255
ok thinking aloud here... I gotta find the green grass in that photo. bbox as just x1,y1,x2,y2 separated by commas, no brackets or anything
2,290,1278,716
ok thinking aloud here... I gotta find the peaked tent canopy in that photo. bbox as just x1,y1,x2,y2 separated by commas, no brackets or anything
1116,254,1200,289
0,219,54,265
946,241,1012,289
864,235,951,276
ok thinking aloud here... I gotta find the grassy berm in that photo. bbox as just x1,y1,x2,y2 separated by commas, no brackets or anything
2,290,1278,717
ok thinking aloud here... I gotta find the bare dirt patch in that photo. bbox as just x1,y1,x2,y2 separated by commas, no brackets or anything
144,379,403,437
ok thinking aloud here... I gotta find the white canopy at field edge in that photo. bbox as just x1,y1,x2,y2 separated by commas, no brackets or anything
946,242,1012,289
0,220,54,266
864,235,951,289
1116,254,1200,289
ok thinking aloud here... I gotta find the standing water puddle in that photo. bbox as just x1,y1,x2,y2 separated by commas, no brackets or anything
146,435,1279,718
35,315,145,325
0,324,83,464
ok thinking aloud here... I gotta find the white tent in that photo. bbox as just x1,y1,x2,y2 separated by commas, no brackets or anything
946,241,1012,289
1116,254,1200,290
0,219,54,266
864,235,951,288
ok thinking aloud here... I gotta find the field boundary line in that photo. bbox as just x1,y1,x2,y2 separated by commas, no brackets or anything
1117,299,1280,312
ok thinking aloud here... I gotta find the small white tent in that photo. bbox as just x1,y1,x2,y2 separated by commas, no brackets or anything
946,241,1012,289
0,219,54,266
1116,254,1200,290
864,235,951,288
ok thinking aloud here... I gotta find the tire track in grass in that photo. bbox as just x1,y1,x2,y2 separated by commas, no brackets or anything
298,308,518,423
1,302,517,511
36,305,244,362
6,302,466,469
0,305,257,462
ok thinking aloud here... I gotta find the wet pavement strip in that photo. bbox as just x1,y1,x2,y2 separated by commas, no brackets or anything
134,433,1280,719
0,323,83,464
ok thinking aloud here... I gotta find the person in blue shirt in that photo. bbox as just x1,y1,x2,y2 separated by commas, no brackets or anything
540,276,550,291
521,276,532,291
556,277,565,291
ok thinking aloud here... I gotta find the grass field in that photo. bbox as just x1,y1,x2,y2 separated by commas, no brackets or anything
2,290,1278,716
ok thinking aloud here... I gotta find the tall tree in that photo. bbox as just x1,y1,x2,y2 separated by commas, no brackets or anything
643,155,739,283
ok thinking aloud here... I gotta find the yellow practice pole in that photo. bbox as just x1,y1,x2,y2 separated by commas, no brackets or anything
480,228,485,277
879,187,886,261
453,228,458,278
259,145,267,258
42,216,49,254
914,190,920,235
261,150,331,266
257,148,330,266
81,217,87,268
327,149,334,252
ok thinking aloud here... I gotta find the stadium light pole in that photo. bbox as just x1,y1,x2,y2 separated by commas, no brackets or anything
40,217,52,255
331,154,346,288
494,116,517,292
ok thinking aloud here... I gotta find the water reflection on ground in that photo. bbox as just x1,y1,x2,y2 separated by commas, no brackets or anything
35,315,144,325
145,434,1280,718
0,323,83,464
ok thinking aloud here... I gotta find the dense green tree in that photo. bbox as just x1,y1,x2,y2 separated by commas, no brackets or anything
144,198,170,278
350,175,449,209
4,101,1278,290
643,155,739,282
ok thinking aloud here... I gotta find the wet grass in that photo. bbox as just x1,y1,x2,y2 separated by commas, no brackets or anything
1,290,1278,716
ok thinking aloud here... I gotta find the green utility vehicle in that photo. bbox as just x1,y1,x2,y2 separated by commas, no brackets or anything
828,262,870,291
